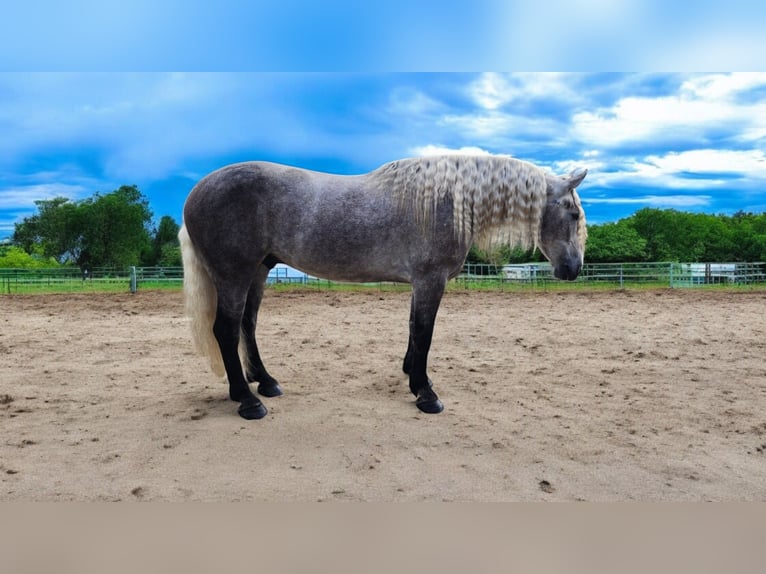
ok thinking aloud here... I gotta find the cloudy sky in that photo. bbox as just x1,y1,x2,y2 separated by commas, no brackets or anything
2,72,766,238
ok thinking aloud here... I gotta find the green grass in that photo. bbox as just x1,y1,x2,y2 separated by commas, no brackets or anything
2,275,764,295
0,278,183,295
134,280,184,291
2,278,129,295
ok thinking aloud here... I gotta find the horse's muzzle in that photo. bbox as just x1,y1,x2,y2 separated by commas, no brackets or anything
553,259,582,281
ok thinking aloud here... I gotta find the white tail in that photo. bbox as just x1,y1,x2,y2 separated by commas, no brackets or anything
179,224,226,376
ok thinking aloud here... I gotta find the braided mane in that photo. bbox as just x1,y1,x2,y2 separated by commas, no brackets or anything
370,155,549,251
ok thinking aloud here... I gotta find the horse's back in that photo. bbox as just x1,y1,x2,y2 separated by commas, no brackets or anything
182,160,468,284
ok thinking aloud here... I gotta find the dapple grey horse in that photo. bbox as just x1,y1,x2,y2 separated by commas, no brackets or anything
180,155,587,419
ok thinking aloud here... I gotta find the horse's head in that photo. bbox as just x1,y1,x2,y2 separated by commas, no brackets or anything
538,168,588,281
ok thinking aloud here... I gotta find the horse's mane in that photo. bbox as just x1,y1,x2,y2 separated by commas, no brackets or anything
370,155,549,252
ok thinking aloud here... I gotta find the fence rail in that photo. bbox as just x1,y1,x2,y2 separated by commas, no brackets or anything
1,262,765,294
0,266,183,294
461,261,766,288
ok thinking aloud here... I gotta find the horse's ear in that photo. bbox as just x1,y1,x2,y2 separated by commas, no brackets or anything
567,168,587,189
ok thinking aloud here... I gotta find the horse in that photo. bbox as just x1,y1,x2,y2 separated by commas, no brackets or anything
179,155,587,420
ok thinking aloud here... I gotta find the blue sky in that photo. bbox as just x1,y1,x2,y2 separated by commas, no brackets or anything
2,72,766,239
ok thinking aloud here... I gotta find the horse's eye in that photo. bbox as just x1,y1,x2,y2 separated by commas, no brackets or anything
571,211,580,221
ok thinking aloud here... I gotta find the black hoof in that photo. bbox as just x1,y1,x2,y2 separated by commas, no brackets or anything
416,395,444,414
257,381,283,397
415,383,443,414
238,397,268,420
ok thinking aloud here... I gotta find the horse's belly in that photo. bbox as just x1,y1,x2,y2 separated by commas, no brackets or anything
284,256,411,284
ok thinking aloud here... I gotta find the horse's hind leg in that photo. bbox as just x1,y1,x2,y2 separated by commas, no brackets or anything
402,298,415,375
242,264,283,398
402,340,414,375
407,274,447,414
213,283,267,420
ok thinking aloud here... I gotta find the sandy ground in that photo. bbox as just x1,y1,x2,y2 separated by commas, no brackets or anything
1,287,765,501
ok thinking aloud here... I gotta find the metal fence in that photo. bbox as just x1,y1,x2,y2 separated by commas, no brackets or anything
580,261,766,288
462,261,766,288
2,262,765,294
0,266,183,294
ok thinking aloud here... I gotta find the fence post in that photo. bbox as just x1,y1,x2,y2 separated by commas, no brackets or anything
130,266,137,293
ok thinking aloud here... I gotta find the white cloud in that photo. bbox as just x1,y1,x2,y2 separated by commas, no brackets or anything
572,73,766,147
681,72,766,99
581,148,766,194
468,73,579,110
439,111,515,139
469,73,513,110
586,195,712,208
409,145,496,157
551,158,604,179
0,183,88,210
387,87,444,117
428,73,583,146
439,110,565,146
644,149,766,179
574,96,727,145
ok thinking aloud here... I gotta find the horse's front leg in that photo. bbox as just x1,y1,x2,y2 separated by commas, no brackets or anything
213,298,267,420
407,275,447,414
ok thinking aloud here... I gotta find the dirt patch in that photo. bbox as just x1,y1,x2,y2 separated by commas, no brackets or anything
1,288,765,500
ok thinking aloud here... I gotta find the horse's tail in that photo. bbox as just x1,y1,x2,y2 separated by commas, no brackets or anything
179,223,226,377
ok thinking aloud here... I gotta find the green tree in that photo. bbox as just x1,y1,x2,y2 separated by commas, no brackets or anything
590,208,766,262
12,197,84,264
727,212,766,261
78,185,153,268
585,220,647,262
11,214,40,253
630,208,678,261
0,246,59,268
147,215,181,266
12,185,153,269
157,242,182,266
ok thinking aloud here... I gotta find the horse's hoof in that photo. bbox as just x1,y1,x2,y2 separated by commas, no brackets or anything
258,381,283,397
416,395,444,414
238,397,268,420
415,384,443,414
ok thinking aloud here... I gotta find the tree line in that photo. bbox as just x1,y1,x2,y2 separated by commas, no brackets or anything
3,186,181,269
3,186,766,269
